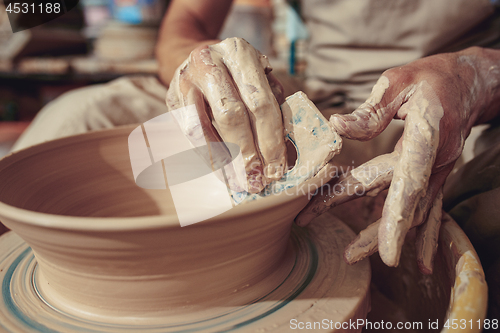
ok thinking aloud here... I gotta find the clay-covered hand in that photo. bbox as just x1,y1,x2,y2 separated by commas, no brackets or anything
166,37,287,193
296,47,500,272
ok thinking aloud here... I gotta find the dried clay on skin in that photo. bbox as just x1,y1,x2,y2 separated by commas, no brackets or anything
167,39,287,193
212,39,287,183
329,76,390,140
416,189,443,274
244,92,342,202
379,80,444,266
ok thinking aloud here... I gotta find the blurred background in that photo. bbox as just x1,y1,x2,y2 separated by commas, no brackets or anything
0,0,307,157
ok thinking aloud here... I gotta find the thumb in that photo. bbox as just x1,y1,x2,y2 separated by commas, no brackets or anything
330,76,400,141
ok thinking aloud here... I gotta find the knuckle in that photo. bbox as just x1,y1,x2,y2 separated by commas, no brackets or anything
383,66,415,84
244,91,274,116
382,67,398,77
248,103,267,117
183,122,203,140
226,36,246,46
219,37,251,54
215,101,248,125
165,92,178,110
190,45,209,58
173,58,190,77
189,45,214,69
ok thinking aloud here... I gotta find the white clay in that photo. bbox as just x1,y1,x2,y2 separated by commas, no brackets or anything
379,80,443,266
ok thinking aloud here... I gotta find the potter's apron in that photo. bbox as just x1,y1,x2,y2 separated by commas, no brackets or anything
302,0,498,109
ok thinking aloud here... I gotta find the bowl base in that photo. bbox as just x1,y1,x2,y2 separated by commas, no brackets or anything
0,214,370,332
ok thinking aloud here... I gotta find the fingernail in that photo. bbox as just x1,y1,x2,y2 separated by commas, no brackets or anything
344,247,357,265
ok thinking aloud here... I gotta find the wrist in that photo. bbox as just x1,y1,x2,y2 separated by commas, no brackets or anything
156,38,220,85
458,47,500,126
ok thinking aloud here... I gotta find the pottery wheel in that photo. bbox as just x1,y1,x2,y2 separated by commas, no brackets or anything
0,214,370,333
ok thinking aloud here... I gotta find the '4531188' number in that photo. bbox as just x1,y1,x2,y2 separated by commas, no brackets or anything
6,2,61,14
444,318,498,330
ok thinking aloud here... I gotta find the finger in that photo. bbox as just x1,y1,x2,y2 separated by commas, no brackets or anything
168,58,219,148
166,61,218,151
295,151,398,227
189,45,266,193
412,163,454,228
294,174,354,227
253,47,286,105
378,82,444,267
177,69,218,145
214,38,287,182
267,72,285,105
416,189,443,275
329,76,395,141
343,189,437,265
166,83,181,111
344,219,380,265
171,72,246,192
165,58,188,111
343,164,452,265
329,76,415,141
411,164,453,274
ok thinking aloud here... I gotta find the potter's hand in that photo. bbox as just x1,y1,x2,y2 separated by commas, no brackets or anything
297,47,500,272
166,37,287,193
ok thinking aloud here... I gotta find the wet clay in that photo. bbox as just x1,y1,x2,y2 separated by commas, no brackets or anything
378,81,443,266
244,91,342,201
167,38,287,192
328,78,445,267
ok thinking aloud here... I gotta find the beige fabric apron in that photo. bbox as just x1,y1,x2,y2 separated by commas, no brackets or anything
303,0,496,108
12,76,168,152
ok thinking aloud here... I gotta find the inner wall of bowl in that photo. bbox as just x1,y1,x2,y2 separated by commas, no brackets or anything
0,127,303,220
0,128,314,314
0,132,175,218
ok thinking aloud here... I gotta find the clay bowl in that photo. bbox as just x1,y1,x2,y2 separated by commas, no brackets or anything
362,215,488,333
0,125,488,332
0,125,330,318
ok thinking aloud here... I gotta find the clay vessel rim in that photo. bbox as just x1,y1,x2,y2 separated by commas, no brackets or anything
0,191,303,231
0,125,320,231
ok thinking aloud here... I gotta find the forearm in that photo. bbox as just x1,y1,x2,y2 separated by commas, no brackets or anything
156,35,219,86
156,0,233,85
